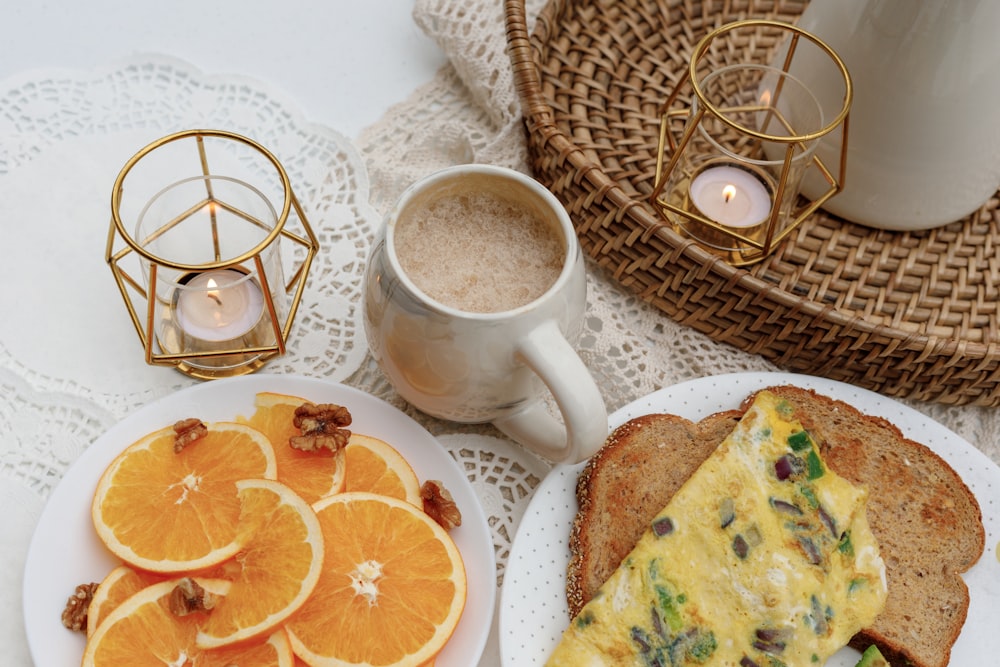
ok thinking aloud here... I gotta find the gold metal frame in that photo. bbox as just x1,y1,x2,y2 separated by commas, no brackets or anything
106,129,320,379
650,20,852,266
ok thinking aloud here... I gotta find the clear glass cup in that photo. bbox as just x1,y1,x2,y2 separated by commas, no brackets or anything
134,175,287,376
662,63,825,254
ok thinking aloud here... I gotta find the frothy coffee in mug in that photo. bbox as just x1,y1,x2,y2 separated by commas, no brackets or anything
393,185,565,313
365,164,607,463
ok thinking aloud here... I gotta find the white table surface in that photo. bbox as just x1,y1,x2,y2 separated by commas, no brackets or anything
1,0,447,138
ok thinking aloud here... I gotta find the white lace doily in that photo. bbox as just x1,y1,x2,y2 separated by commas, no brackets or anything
0,53,385,494
0,55,381,666
0,48,555,667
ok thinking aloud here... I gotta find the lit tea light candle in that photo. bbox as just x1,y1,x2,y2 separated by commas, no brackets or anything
690,165,772,228
175,269,264,341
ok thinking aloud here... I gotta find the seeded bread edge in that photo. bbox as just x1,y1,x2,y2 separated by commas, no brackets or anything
566,385,985,667
566,410,741,617
755,385,985,667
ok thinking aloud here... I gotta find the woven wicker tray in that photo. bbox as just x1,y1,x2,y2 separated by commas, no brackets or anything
505,0,1000,407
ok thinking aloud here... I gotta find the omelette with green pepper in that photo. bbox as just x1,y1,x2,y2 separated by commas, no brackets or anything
547,390,887,666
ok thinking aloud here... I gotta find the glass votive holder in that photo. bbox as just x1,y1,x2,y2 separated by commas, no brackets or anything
651,20,851,266
106,130,319,379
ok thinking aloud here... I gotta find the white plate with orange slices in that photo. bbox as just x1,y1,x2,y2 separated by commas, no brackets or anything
23,374,496,667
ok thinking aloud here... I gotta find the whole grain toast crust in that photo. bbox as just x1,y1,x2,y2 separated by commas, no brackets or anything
566,410,741,617
567,385,985,667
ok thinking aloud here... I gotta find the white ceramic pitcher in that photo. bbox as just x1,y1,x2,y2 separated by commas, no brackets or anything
793,0,1000,230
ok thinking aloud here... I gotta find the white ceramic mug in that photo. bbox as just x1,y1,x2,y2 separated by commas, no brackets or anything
362,164,607,463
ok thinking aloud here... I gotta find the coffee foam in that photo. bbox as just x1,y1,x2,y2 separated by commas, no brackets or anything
393,187,565,313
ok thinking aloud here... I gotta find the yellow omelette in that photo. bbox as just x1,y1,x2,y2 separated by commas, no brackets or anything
548,390,887,666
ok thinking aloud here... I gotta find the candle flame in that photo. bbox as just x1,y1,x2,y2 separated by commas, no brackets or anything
723,184,737,203
206,278,223,307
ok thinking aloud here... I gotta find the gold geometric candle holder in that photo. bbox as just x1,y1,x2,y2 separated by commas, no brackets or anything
106,129,319,379
650,20,852,266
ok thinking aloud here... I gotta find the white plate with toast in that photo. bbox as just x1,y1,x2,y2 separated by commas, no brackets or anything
23,374,495,667
500,371,1000,666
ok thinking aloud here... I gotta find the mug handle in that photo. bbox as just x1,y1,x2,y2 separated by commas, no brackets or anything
492,320,607,464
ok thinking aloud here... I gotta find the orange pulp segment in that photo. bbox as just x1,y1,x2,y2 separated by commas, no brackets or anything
343,434,422,506
239,392,347,503
195,478,324,649
91,422,277,572
86,564,165,637
284,492,466,667
81,577,227,666
83,575,293,666
198,626,295,667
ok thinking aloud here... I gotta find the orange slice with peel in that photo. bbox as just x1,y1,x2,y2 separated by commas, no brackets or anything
81,577,292,666
86,564,165,637
285,492,466,667
91,422,276,572
195,478,324,649
199,626,295,667
239,392,347,503
343,433,422,506
293,651,435,667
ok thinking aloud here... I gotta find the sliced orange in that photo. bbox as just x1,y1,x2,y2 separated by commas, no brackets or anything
196,478,324,649
285,492,466,666
239,392,347,503
91,422,277,572
86,564,165,637
343,434,422,506
294,656,433,667
198,626,295,667
83,576,293,666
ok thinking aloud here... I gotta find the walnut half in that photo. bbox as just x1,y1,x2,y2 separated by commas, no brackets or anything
61,582,98,633
168,577,217,617
289,403,352,453
173,418,207,452
421,480,462,531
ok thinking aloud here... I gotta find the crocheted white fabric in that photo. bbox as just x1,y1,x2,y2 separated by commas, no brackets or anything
363,0,1000,451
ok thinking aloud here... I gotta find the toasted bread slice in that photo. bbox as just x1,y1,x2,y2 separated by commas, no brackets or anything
567,385,985,667
566,409,741,616
554,391,887,665
757,385,984,667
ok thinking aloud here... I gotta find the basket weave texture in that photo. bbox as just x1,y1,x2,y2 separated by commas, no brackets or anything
505,0,1000,407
